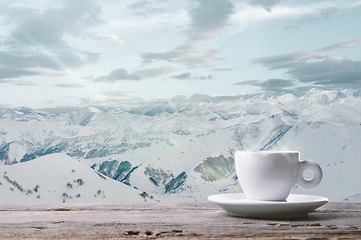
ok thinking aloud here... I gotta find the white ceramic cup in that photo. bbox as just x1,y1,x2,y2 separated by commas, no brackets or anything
235,151,323,201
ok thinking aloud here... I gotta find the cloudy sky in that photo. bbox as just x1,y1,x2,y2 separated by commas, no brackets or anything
1,0,361,109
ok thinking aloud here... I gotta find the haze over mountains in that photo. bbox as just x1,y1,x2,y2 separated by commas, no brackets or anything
1,88,361,203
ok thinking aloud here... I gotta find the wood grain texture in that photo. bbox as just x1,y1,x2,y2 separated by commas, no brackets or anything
0,202,360,239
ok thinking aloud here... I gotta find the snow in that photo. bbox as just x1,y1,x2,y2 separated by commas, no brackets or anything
0,88,361,203
0,153,154,203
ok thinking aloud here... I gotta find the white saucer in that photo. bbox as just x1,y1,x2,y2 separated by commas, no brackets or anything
208,193,328,219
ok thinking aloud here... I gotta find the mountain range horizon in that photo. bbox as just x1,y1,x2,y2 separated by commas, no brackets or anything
1,88,361,203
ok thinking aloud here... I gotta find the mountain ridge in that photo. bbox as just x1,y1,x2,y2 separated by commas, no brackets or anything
1,88,361,202
0,153,155,203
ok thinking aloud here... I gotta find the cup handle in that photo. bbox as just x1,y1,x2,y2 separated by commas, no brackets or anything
296,160,323,189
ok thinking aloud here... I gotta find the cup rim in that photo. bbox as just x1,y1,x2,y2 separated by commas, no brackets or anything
236,150,300,154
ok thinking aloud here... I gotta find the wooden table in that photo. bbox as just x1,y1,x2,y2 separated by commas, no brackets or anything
0,202,360,239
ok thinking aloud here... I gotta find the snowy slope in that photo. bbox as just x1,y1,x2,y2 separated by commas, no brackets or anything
0,153,155,203
1,88,361,202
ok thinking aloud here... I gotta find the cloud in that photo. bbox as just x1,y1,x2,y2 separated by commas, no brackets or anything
284,6,340,29
127,0,168,17
135,65,177,78
0,79,37,86
234,79,296,91
170,72,192,80
170,72,213,80
233,80,259,86
318,38,361,52
141,43,195,65
54,83,85,88
188,0,235,40
95,68,141,82
94,65,177,82
10,80,37,86
232,0,361,32
127,0,149,10
0,50,100,80
141,42,220,68
0,51,67,71
27,68,69,76
0,66,39,79
43,99,56,104
138,0,234,70
82,75,95,80
254,39,361,70
212,67,235,71
0,0,102,79
256,78,296,91
4,1,103,49
253,51,328,70
253,39,361,89
99,35,125,45
287,58,361,87
247,0,282,12
192,74,213,80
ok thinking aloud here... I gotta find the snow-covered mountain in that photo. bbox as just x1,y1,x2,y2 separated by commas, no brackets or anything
0,153,155,203
1,88,361,203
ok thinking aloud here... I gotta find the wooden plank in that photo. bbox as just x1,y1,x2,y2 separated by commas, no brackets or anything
0,202,360,239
